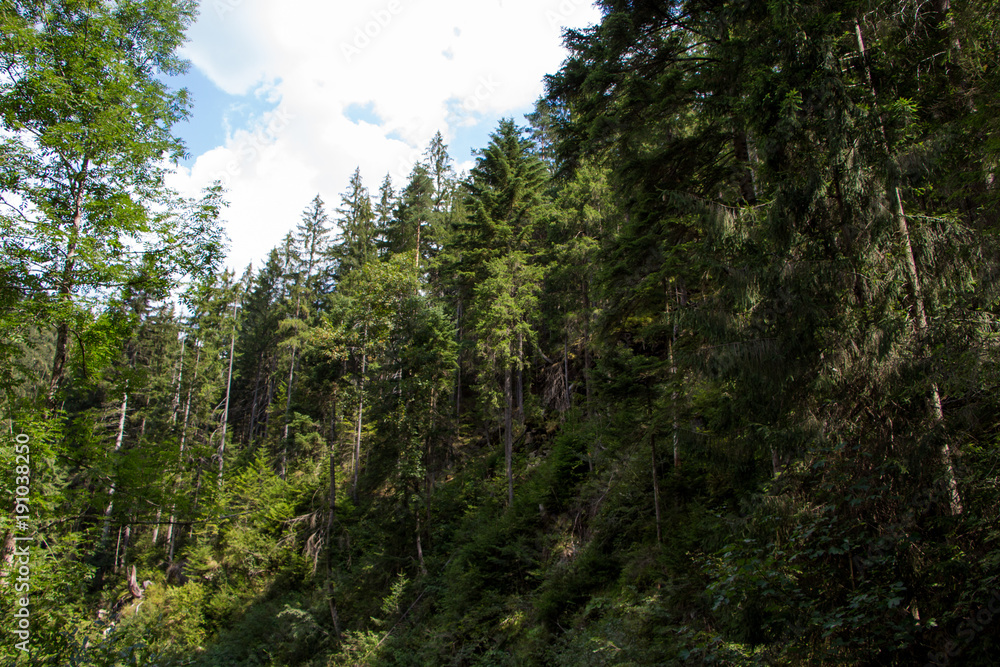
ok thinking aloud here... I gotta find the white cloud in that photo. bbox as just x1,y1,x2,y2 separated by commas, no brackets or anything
168,0,602,272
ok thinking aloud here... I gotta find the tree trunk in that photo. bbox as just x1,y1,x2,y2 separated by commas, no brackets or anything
168,339,199,561
119,520,132,572
48,159,89,407
152,506,162,546
326,577,343,641
504,366,514,506
328,395,338,533
415,217,422,270
516,332,524,423
325,395,343,641
564,329,571,413
651,431,662,545
218,303,237,488
670,335,680,469
170,339,185,425
190,458,205,537
248,354,263,443
281,345,298,479
352,325,367,502
101,389,128,546
855,19,962,515
416,512,428,576
418,387,436,573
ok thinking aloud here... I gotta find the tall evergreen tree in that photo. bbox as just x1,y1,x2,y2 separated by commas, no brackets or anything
460,119,549,504
386,163,434,270
334,170,376,278
373,173,396,257
278,196,331,477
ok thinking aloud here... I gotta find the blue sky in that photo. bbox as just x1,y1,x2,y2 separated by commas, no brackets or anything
164,0,602,272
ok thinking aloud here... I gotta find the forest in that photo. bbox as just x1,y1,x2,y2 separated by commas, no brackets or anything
1,0,999,665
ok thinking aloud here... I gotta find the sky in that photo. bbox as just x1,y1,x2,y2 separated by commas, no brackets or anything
164,0,603,273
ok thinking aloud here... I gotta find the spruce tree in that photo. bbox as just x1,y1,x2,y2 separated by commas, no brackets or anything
334,171,376,278
460,119,549,504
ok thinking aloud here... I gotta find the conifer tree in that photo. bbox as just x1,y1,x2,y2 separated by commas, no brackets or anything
373,173,396,257
279,196,331,477
387,164,434,270
334,170,376,277
460,119,549,504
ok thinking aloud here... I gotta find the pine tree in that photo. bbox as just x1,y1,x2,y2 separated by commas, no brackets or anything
386,163,434,270
373,173,396,257
278,196,331,477
460,119,549,504
334,171,376,278
232,251,284,445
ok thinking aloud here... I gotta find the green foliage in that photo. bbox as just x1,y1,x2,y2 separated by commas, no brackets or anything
3,2,999,666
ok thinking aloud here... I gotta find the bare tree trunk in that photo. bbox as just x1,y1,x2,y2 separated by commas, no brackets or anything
170,339,185,425
113,527,123,574
415,217,422,270
667,284,680,469
119,521,132,571
179,340,200,454
328,395,337,533
564,329,571,414
505,366,514,506
855,20,962,515
670,335,679,469
101,390,128,547
248,355,263,443
168,339,199,561
324,394,343,641
152,506,162,546
326,578,343,640
352,325,367,502
416,512,428,576
417,388,436,575
516,332,524,423
281,292,305,479
189,458,205,544
218,303,237,488
281,346,298,479
651,431,662,545
157,340,184,545
263,357,277,436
